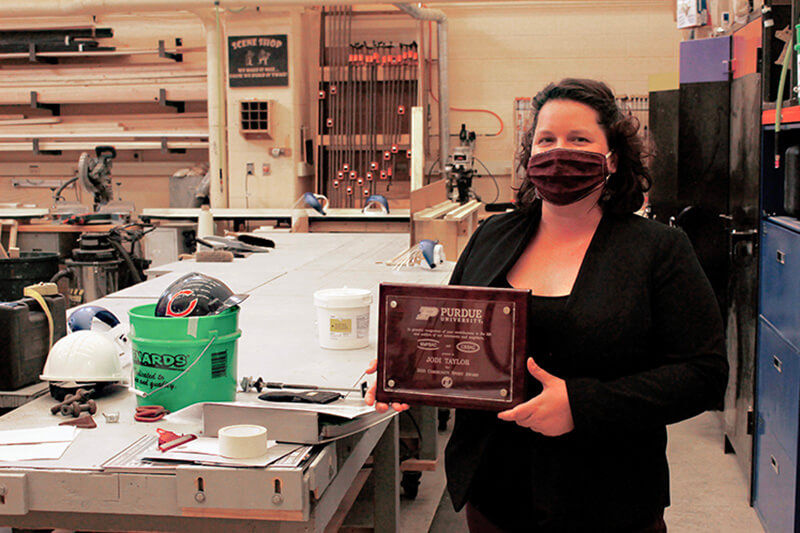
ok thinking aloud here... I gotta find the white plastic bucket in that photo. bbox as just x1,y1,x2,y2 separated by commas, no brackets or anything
313,287,372,350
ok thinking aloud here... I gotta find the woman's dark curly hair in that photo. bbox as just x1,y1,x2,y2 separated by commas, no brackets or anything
516,78,651,214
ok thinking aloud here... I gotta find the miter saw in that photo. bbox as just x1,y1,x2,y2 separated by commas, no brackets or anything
78,145,116,211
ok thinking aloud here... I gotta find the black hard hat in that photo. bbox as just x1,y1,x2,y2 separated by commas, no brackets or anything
155,272,248,317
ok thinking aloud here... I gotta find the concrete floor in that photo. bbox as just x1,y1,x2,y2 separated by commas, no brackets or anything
418,411,765,533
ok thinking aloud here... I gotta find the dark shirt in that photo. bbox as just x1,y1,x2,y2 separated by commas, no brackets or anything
469,285,569,530
444,202,728,532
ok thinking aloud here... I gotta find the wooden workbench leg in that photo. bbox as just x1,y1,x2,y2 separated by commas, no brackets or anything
373,415,399,532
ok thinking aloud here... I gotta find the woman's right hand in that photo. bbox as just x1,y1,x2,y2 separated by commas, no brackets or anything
364,358,410,413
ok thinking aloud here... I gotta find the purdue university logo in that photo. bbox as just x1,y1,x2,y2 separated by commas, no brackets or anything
416,306,439,320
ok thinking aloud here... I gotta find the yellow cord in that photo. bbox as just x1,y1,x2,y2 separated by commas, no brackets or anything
23,282,57,350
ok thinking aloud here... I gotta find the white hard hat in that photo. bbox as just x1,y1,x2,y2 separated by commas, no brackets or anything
67,305,129,355
40,330,127,383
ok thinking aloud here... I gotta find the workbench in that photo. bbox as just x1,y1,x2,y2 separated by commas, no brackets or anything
141,207,411,233
0,232,453,532
13,222,118,258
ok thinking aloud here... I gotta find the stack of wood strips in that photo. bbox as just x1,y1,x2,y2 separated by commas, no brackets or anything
0,60,208,152
0,27,115,55
0,112,209,152
0,46,203,60
0,64,207,104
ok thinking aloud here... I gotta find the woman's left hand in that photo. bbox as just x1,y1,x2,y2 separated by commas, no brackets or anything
364,358,410,413
497,357,575,437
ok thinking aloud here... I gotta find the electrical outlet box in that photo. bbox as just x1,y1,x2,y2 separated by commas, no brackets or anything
262,163,271,176
246,162,254,175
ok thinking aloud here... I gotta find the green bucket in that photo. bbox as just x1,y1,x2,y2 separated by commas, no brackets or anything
128,303,241,412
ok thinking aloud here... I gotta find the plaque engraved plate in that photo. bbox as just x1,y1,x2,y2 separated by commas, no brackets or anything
376,282,529,410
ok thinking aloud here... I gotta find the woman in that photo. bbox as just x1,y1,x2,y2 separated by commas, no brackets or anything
367,78,728,532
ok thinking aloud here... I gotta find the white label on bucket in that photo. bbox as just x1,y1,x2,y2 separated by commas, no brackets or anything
357,313,368,339
187,317,198,338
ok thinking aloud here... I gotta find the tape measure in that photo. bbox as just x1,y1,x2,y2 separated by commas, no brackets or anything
23,282,58,350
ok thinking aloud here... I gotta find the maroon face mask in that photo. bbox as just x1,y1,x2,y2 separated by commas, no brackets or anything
526,148,611,206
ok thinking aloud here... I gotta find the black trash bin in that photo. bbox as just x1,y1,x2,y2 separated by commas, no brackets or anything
0,252,60,302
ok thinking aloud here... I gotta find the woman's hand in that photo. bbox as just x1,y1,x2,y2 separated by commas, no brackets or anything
364,358,410,413
497,357,574,436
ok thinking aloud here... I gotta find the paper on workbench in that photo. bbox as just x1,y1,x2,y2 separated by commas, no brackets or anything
0,442,74,462
0,426,77,445
0,426,78,462
103,435,312,471
141,437,304,468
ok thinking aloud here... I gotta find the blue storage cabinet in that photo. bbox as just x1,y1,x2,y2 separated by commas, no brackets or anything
755,217,800,532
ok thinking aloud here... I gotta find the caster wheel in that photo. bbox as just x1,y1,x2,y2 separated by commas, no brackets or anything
401,471,422,499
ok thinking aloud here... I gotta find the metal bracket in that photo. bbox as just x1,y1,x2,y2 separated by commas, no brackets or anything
12,178,72,189
30,91,60,116
28,43,57,64
158,88,185,113
32,139,62,156
161,137,186,154
158,39,183,63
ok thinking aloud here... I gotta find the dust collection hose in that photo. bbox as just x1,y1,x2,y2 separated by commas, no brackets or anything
775,31,794,168
50,268,75,284
107,238,143,284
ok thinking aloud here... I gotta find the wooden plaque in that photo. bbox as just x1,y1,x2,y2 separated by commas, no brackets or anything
376,282,529,411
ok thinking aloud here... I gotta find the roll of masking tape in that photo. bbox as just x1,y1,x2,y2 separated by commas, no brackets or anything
218,424,268,459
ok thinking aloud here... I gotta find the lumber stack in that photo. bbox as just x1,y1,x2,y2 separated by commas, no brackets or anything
0,112,209,153
0,25,208,154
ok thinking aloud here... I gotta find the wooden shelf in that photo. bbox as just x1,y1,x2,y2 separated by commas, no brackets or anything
0,83,206,105
0,46,203,61
0,140,207,152
0,22,207,162
0,65,206,85
0,40,207,154
0,108,208,153
0,112,207,130
0,113,207,134
0,131,208,140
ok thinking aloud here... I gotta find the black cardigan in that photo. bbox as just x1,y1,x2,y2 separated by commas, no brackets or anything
444,203,728,532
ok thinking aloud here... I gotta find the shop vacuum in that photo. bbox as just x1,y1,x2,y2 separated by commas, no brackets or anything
52,224,153,306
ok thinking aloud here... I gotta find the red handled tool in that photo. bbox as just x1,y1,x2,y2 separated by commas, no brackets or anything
156,428,197,452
